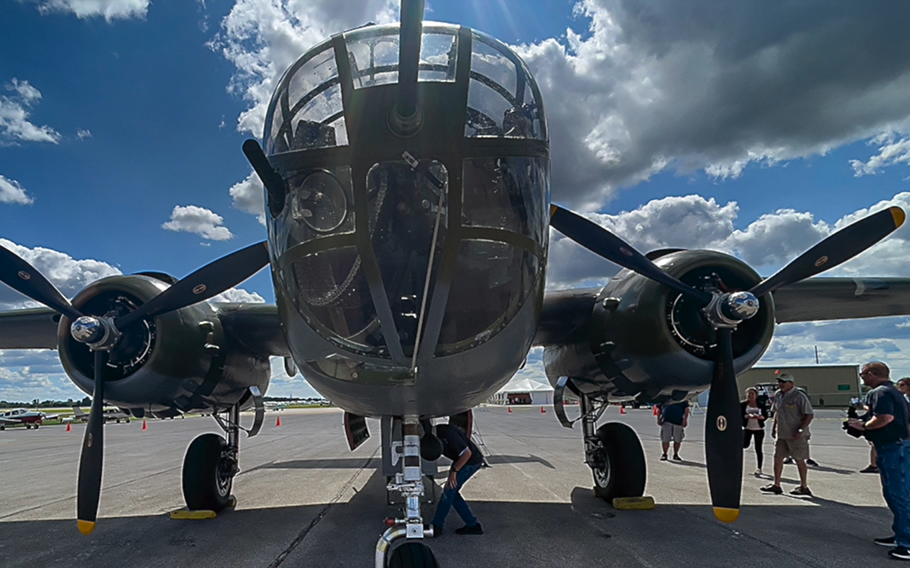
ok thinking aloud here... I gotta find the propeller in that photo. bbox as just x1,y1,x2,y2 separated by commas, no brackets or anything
0,241,271,534
0,245,83,320
115,241,269,329
549,206,711,304
549,203,906,522
76,349,106,535
749,207,905,297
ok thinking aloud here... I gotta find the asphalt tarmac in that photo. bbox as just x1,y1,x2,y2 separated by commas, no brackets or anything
0,405,901,567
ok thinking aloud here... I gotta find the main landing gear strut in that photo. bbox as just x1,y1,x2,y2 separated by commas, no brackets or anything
554,377,647,500
181,386,264,512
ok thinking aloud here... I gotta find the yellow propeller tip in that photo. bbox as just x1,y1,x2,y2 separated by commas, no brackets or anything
77,520,96,535
713,507,740,523
890,207,906,228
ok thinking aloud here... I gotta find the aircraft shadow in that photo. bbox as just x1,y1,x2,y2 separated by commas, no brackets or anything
0,471,898,568
251,454,554,471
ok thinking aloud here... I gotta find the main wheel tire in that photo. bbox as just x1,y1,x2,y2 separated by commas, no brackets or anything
592,422,646,500
388,542,439,568
182,433,233,512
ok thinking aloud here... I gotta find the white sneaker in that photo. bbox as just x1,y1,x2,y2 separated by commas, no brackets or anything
754,469,762,477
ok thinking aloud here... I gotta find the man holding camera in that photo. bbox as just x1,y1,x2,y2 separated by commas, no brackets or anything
848,362,910,561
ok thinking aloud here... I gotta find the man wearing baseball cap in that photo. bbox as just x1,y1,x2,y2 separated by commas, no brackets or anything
760,373,814,496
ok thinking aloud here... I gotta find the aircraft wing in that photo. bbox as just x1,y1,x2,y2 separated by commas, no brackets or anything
773,277,910,323
0,416,20,425
214,303,291,358
0,307,58,349
0,304,289,358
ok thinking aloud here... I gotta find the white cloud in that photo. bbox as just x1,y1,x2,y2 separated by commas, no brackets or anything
0,79,60,144
512,0,910,207
162,205,234,241
0,238,121,309
0,175,34,205
0,353,85,403
267,356,321,398
209,0,398,136
547,191,910,289
76,129,92,140
211,1,910,209
211,287,266,303
34,0,149,21
850,132,910,176
229,171,266,225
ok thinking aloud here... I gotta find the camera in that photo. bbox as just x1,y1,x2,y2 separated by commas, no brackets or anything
842,402,864,438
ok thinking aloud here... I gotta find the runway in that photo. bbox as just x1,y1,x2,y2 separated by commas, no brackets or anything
0,405,899,567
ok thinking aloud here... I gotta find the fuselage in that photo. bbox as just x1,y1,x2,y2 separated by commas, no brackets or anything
0,408,44,424
263,23,550,417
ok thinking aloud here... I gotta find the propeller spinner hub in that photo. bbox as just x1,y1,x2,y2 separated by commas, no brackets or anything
704,291,760,328
722,291,760,321
71,316,121,351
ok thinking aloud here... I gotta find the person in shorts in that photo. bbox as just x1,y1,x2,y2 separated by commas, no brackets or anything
658,400,689,461
760,373,814,496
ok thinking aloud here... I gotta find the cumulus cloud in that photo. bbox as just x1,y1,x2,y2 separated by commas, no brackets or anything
212,0,910,208
0,355,85,403
0,175,34,205
547,191,910,289
211,287,266,303
515,0,910,206
267,356,321,398
850,132,910,176
76,129,92,140
0,79,60,144
33,0,150,21
209,0,398,136
162,205,234,241
229,171,266,225
0,238,121,309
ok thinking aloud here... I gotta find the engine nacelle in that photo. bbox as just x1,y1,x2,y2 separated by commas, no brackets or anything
544,250,775,403
57,275,270,415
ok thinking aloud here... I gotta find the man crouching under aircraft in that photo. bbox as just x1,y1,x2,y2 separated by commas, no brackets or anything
848,362,910,561
432,423,485,536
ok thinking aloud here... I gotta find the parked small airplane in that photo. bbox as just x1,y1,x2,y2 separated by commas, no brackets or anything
64,406,130,424
0,408,59,430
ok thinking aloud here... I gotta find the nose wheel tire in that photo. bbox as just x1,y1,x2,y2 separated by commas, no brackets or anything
592,422,646,500
388,542,439,568
182,433,234,512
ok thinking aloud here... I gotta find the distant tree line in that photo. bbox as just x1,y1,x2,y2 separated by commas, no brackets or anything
0,397,91,409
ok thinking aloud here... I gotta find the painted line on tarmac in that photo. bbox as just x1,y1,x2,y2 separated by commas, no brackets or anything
265,447,379,568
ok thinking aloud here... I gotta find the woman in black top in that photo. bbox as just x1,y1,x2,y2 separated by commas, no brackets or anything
742,387,770,477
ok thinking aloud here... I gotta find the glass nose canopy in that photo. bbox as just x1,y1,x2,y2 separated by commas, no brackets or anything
264,23,549,365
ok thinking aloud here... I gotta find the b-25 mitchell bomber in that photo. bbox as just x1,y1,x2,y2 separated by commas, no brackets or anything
2,1,910,565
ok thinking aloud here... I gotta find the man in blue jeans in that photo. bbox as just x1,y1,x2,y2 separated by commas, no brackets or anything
848,361,910,561
431,423,484,536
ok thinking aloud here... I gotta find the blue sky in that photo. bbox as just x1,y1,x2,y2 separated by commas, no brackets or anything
2,0,910,400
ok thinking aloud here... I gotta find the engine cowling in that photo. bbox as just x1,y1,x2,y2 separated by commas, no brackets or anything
543,250,775,402
57,275,270,415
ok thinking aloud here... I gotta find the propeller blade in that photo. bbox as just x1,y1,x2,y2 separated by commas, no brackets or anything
550,205,711,304
751,206,905,297
704,328,743,522
76,349,106,535
0,244,82,320
115,241,269,329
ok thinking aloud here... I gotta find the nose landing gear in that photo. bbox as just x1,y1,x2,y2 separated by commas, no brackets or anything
375,417,440,568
